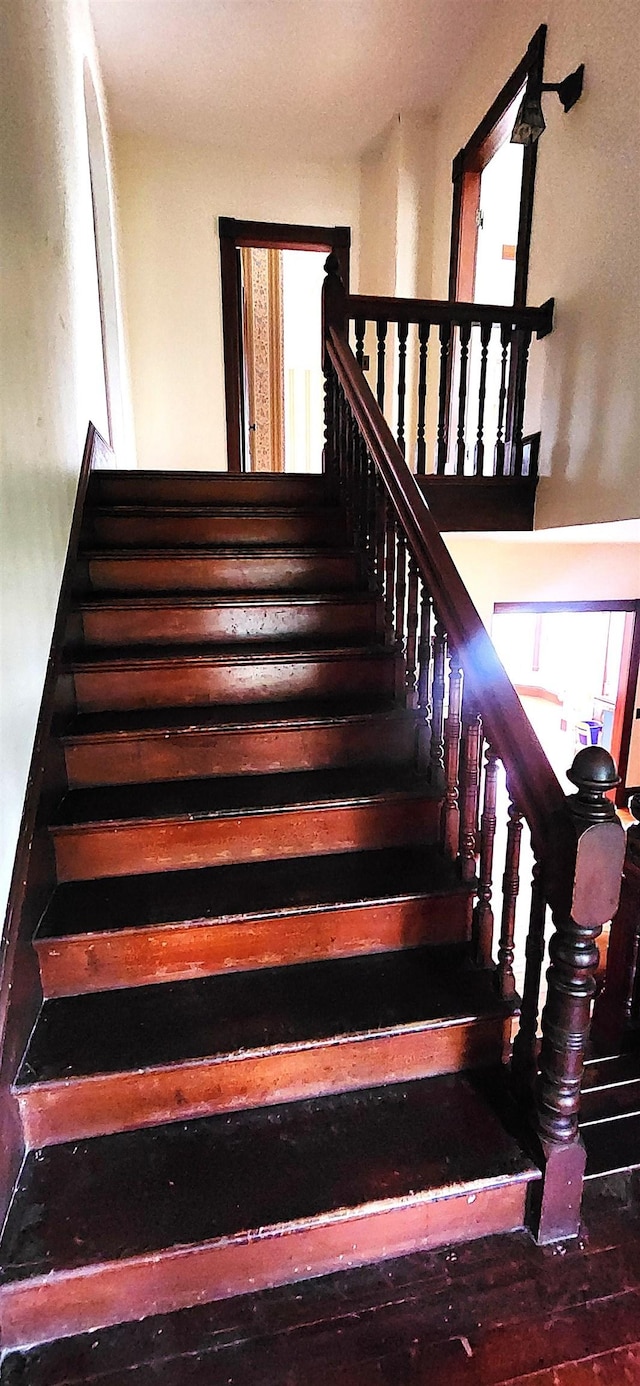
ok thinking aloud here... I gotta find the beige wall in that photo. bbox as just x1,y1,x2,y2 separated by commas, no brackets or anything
0,0,120,924
445,533,640,632
359,112,436,299
430,0,640,529
115,133,360,471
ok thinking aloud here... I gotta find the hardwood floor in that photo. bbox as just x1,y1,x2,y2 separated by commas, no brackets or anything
4,1175,639,1384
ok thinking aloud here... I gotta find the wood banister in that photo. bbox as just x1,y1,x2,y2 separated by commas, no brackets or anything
327,326,565,851
347,294,555,340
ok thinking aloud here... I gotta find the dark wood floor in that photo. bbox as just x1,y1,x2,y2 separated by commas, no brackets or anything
4,1173,640,1385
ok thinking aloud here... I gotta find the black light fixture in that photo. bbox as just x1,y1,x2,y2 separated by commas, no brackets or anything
511,63,585,146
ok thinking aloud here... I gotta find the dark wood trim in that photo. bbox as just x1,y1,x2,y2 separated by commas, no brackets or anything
495,601,640,614
327,328,565,852
0,423,111,1223
416,475,538,532
616,611,640,796
347,294,553,337
448,26,547,307
220,219,351,472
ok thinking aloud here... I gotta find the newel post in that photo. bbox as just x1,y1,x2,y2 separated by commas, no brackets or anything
321,253,347,478
530,747,625,1244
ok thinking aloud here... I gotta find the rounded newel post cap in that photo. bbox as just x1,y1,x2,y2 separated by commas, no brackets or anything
628,788,640,824
566,746,620,822
323,251,342,278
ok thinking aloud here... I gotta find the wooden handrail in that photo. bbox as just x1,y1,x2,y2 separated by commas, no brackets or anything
327,326,565,850
347,294,554,340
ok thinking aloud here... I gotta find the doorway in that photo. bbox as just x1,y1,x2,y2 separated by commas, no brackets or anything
492,601,640,805
219,218,351,473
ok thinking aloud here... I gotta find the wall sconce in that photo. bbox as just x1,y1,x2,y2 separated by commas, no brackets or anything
511,64,585,145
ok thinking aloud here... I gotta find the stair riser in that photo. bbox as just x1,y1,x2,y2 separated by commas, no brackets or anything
79,600,377,646
63,717,415,787
87,553,360,593
89,475,333,507
72,655,395,713
36,895,469,997
0,1182,530,1351
52,798,439,882
85,514,344,546
18,1018,508,1147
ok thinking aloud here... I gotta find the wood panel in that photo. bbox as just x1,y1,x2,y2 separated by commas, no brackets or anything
35,892,470,998
86,549,362,593
84,507,345,547
18,1016,508,1146
70,648,395,712
52,794,439,881
78,594,377,647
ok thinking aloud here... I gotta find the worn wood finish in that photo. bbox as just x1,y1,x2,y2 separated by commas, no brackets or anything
86,546,362,593
84,505,346,548
70,644,396,712
0,424,111,1228
62,702,415,787
51,783,439,881
36,892,471,999
6,1178,640,1386
0,1073,538,1349
88,470,336,507
77,593,378,647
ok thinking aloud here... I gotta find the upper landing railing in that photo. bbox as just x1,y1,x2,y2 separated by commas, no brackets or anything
321,255,625,1244
343,275,553,479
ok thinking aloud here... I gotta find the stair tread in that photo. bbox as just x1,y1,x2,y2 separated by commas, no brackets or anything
0,1073,539,1284
65,638,389,668
52,765,430,830
17,946,503,1086
89,505,342,518
583,1110,640,1178
37,845,466,942
76,591,375,610
83,544,360,559
60,696,402,741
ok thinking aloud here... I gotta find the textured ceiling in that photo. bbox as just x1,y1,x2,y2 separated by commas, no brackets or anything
90,0,498,159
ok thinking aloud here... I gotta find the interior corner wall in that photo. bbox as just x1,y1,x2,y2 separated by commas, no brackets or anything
358,112,436,300
114,133,361,471
429,0,640,529
0,0,118,927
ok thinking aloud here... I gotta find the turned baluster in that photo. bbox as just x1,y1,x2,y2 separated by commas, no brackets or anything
472,746,500,967
374,482,387,599
366,454,377,580
458,705,482,884
532,748,625,1244
394,527,407,658
397,320,409,456
511,856,547,1095
404,556,420,707
354,316,366,369
384,507,396,643
376,319,388,410
494,324,511,476
496,790,523,1000
592,791,640,1050
323,362,336,480
436,322,452,474
474,321,492,476
416,592,432,767
428,621,446,790
508,327,533,476
415,321,430,475
440,648,463,858
456,321,472,476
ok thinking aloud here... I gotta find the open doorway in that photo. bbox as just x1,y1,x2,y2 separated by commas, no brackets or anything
492,601,640,804
239,247,326,473
219,218,350,473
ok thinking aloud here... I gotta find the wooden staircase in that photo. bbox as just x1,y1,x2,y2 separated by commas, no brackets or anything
0,470,540,1354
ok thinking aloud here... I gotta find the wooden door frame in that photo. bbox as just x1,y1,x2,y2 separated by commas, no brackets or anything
219,218,351,473
493,598,640,807
448,25,546,308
